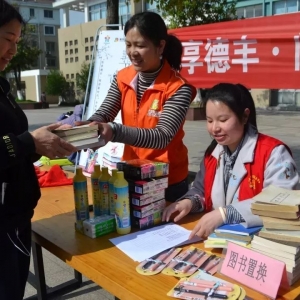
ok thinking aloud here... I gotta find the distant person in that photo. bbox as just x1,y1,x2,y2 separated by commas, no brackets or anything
0,2,77,299
40,91,47,108
75,12,197,202
163,83,299,238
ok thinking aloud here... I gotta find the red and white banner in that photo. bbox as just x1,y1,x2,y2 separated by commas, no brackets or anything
169,13,300,89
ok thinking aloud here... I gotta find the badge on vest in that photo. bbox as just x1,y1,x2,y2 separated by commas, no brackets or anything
147,99,161,118
248,175,261,189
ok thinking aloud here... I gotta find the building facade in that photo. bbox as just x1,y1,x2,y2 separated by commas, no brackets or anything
53,0,158,99
9,0,60,70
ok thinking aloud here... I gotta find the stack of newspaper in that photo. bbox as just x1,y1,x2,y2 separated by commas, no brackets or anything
53,124,105,150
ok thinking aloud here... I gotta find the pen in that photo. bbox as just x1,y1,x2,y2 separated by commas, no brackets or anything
174,287,228,299
150,247,175,271
199,254,216,270
208,282,221,297
142,252,161,270
205,257,222,273
182,251,205,273
183,281,233,292
173,248,198,271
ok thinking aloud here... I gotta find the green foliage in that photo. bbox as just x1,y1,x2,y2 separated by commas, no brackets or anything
46,70,69,98
142,0,237,28
76,62,91,92
3,23,42,90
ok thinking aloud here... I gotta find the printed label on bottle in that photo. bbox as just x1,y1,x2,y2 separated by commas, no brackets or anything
99,181,109,215
73,181,89,222
109,182,115,215
91,178,101,216
114,186,131,229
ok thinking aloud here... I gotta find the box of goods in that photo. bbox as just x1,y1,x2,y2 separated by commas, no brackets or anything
131,188,165,206
132,199,166,218
132,210,163,230
117,159,169,180
127,176,168,194
83,215,116,238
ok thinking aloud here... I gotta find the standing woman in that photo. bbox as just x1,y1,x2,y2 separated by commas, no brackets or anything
0,2,76,299
78,12,197,202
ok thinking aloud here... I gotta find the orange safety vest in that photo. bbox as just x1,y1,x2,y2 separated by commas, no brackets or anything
204,133,289,212
116,61,196,185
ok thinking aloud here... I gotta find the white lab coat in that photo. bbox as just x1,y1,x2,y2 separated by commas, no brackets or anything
185,126,299,227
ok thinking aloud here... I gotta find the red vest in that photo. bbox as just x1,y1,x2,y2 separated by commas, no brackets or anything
204,134,287,212
116,62,196,185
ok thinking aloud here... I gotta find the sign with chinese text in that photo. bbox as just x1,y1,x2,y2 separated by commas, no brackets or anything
220,242,287,299
169,12,300,89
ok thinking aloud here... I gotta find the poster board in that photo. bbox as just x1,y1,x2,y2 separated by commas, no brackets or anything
79,29,131,173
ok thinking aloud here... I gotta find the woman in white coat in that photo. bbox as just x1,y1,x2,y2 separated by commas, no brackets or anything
162,83,299,239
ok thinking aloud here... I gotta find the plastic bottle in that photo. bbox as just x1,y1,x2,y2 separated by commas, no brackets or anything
73,167,89,232
91,164,101,216
99,166,111,215
114,171,131,234
109,169,118,216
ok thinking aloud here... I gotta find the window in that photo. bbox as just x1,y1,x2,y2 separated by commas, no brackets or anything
85,37,88,43
46,58,56,67
71,74,74,79
85,55,89,61
70,57,74,63
90,46,94,52
69,41,73,46
89,3,107,21
75,57,79,62
90,36,94,43
44,26,55,35
66,74,69,79
85,46,89,52
30,8,35,17
74,39,78,45
273,0,297,14
65,58,69,63
65,50,68,55
145,2,159,13
75,48,78,54
119,0,131,24
44,10,53,18
65,41,68,47
70,49,73,54
237,4,263,18
46,42,55,53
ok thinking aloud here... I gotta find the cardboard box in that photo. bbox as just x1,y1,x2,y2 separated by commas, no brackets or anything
128,177,168,194
132,210,163,230
131,189,165,206
83,215,116,238
132,199,166,218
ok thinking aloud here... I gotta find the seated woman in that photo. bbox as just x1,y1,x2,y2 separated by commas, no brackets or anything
162,83,299,239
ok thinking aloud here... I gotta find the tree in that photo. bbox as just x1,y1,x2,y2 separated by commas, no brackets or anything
106,0,119,30
46,70,69,101
2,23,42,100
145,0,237,28
76,62,91,93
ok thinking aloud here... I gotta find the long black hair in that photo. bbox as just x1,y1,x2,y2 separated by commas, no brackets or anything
124,12,182,71
202,83,257,155
0,0,24,28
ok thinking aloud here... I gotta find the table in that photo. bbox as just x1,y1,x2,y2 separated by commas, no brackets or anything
28,179,300,300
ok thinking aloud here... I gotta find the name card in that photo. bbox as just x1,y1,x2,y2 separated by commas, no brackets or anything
220,242,287,299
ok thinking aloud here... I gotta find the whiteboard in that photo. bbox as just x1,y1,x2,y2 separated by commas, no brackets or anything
80,29,131,172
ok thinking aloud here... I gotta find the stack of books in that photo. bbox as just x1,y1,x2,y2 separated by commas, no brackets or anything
53,124,105,150
251,185,300,285
204,223,262,249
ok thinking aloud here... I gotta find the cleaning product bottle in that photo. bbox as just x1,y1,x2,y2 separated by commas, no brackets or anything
73,167,89,233
91,164,101,216
99,166,111,215
109,169,118,216
114,171,131,234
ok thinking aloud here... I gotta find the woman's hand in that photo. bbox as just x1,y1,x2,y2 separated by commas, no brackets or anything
189,209,224,239
162,199,193,222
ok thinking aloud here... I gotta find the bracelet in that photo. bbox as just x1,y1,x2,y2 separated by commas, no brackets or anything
219,207,226,223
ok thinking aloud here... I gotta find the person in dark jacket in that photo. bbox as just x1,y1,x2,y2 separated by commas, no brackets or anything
0,2,77,299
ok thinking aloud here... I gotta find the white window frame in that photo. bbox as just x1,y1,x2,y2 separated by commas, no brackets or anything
44,25,55,36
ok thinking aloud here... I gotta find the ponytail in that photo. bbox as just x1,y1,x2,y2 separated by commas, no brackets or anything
163,34,183,72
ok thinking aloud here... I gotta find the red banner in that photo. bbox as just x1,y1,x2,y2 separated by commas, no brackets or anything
169,13,300,89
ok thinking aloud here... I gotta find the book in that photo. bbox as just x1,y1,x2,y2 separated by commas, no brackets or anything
252,235,300,254
60,131,98,142
251,208,299,219
252,185,300,206
214,224,262,236
204,239,249,249
251,202,299,213
258,227,300,243
53,124,99,137
71,137,105,151
214,232,253,242
262,216,300,231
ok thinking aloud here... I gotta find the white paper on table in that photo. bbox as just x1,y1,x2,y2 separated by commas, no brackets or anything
109,223,203,262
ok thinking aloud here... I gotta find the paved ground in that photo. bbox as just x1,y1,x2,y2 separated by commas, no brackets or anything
23,105,300,299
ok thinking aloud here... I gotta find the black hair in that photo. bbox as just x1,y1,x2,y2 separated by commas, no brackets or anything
202,83,257,155
0,0,24,28
124,12,182,71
